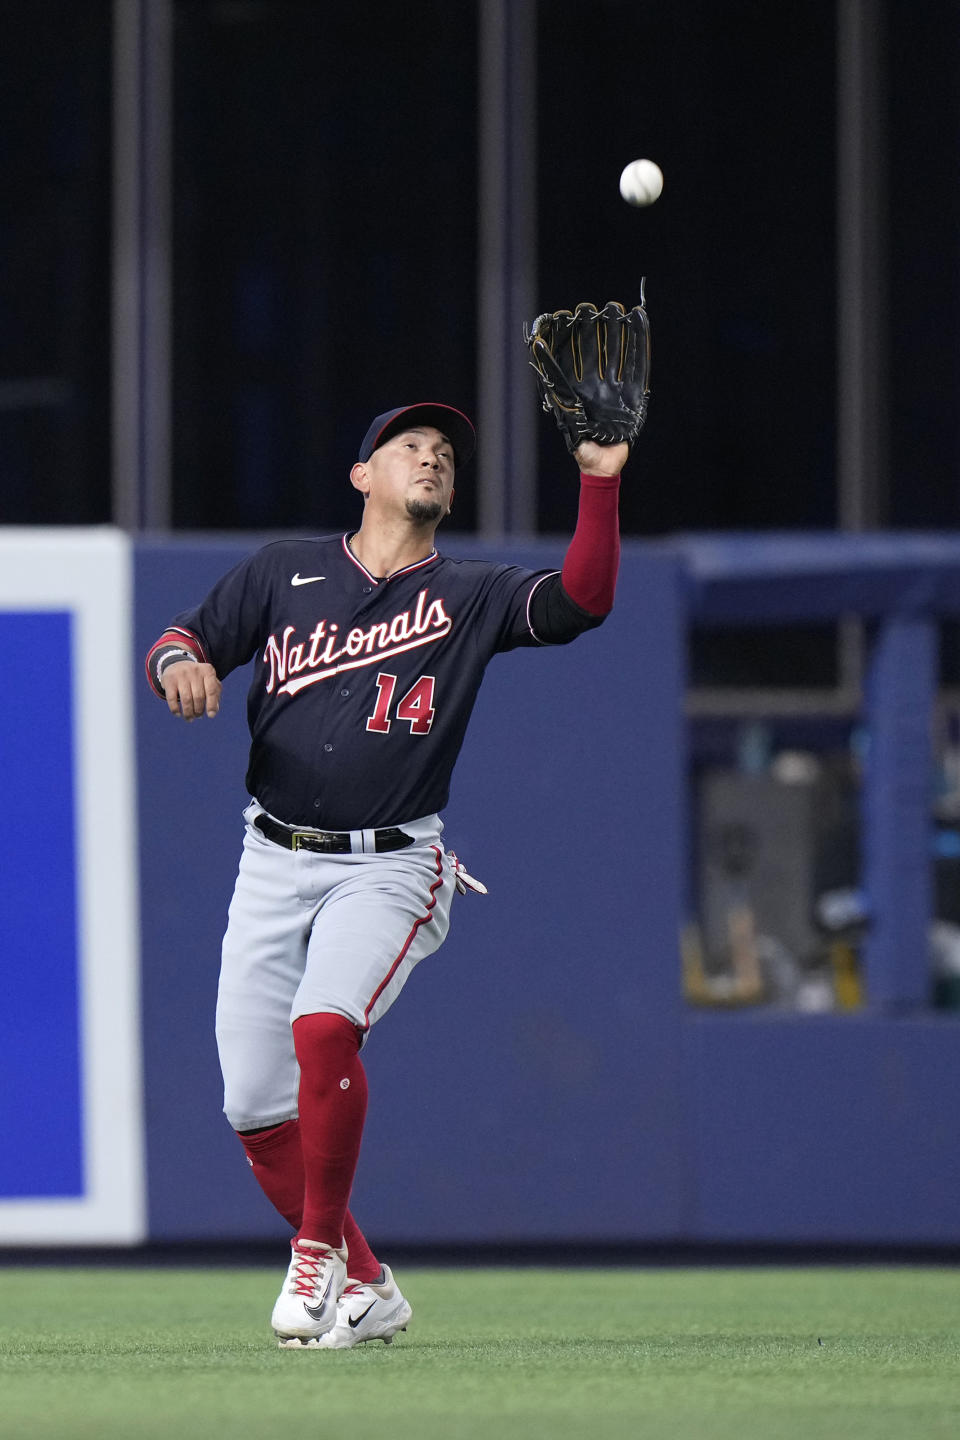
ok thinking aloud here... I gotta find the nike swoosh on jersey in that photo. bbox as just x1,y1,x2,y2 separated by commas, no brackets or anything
291,573,326,586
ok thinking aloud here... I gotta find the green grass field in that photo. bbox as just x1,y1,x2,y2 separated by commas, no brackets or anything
1,1265,958,1440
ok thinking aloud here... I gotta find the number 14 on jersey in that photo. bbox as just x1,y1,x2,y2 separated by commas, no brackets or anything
365,672,437,735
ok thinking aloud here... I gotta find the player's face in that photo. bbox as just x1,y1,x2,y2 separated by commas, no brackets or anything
355,427,456,525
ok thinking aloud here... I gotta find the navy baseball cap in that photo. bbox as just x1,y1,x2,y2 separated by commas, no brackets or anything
358,403,476,468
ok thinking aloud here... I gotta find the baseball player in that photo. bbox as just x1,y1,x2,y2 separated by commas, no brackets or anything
145,301,649,1349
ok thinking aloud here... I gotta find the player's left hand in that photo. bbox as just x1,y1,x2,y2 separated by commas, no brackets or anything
573,439,629,475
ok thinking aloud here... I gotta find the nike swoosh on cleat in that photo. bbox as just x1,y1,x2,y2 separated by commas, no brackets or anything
291,573,326,586
348,1302,377,1329
303,1281,336,1320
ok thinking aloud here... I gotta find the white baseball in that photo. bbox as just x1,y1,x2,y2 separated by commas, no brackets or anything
619,158,664,207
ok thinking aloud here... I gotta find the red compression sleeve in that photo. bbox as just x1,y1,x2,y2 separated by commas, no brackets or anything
559,473,622,616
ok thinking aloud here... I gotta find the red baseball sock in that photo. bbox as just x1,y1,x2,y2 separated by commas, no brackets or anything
237,1118,305,1229
293,1011,368,1250
342,1210,381,1283
236,1120,381,1282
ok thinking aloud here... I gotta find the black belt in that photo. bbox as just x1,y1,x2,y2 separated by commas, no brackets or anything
254,813,414,855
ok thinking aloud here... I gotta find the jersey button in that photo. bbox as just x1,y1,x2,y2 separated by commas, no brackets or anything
340,688,350,697
323,743,334,753
362,586,373,594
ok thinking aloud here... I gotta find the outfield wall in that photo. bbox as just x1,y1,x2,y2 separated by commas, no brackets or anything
3,528,960,1246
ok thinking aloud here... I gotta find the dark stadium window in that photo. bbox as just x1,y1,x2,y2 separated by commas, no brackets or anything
172,0,478,531
0,6,111,525
534,0,837,537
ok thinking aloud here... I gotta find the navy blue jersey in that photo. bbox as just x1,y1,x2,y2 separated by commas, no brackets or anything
160,533,568,829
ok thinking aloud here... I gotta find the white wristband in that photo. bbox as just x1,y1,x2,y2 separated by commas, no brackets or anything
156,648,198,686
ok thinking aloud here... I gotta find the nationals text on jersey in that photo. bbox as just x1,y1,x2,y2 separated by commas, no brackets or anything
265,586,453,697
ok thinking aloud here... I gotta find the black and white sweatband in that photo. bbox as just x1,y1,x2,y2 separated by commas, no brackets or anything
155,647,199,687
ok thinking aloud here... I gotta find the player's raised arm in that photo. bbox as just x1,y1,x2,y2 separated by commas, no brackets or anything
524,294,650,625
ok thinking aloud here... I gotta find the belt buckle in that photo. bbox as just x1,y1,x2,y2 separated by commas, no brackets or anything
291,828,342,853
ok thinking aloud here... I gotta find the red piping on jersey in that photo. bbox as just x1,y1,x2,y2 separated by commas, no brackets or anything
341,533,439,584
361,845,445,1028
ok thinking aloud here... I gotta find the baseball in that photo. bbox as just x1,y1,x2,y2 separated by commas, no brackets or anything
619,158,664,207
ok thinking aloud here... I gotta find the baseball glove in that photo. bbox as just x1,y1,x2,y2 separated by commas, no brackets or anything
524,290,651,455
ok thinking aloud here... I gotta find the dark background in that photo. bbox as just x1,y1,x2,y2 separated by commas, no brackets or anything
0,0,958,535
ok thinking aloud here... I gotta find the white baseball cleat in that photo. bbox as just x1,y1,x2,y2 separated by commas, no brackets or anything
311,1265,413,1349
272,1239,348,1346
